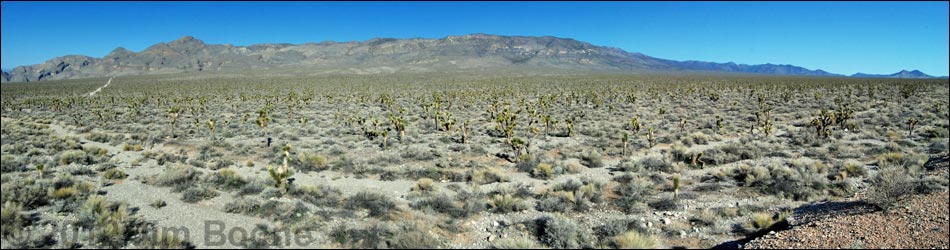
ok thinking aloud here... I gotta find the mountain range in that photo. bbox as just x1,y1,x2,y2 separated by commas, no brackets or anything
1,34,943,82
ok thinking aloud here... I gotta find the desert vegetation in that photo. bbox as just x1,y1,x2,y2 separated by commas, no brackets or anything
1,72,947,248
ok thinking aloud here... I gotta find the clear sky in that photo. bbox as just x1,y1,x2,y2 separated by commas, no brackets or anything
2,1,948,76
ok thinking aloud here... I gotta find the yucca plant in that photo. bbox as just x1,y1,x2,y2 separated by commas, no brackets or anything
906,118,919,137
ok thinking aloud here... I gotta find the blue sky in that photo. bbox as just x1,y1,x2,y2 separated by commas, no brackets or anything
2,1,948,76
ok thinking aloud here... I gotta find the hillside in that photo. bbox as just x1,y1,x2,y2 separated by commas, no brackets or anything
2,34,847,82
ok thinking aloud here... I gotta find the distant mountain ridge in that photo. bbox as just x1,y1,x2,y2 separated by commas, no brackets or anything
0,34,942,82
850,70,938,79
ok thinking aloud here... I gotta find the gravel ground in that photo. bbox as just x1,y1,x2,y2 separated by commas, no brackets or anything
744,190,950,249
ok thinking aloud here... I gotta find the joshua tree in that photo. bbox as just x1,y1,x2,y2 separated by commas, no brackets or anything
691,152,705,168
672,174,681,201
206,119,216,140
906,118,919,137
256,109,271,146
716,116,724,134
460,121,469,144
679,118,688,133
167,106,183,128
810,109,834,138
389,114,407,143
621,132,629,156
565,117,575,137
647,127,657,148
509,137,527,158
630,116,642,134
35,164,44,178
269,145,294,192
380,129,390,149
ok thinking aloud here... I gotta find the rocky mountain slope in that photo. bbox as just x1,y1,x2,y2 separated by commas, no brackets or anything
1,34,936,82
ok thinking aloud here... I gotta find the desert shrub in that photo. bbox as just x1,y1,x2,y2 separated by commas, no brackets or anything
928,141,949,154
867,166,919,211
331,221,442,249
537,178,604,212
84,133,109,143
611,230,656,249
840,160,867,178
401,146,438,161
237,178,267,196
715,162,834,201
1,201,26,237
531,163,556,180
151,164,199,192
470,168,509,185
206,168,247,190
78,196,142,248
102,168,127,180
740,211,789,234
612,173,653,213
703,142,762,166
295,152,329,172
639,155,675,173
515,154,540,172
916,176,949,194
330,222,392,248
223,198,261,214
489,194,529,213
389,222,443,249
768,163,829,201
136,230,193,249
490,182,535,198
345,192,398,218
616,157,642,172
291,184,343,207
1,177,50,209
537,215,584,249
150,199,167,209
491,236,544,249
689,208,718,227
181,186,218,203
593,218,646,245
580,152,605,168
1,154,27,173
59,149,90,165
121,143,144,152
410,178,437,196
411,191,484,218
648,196,679,211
